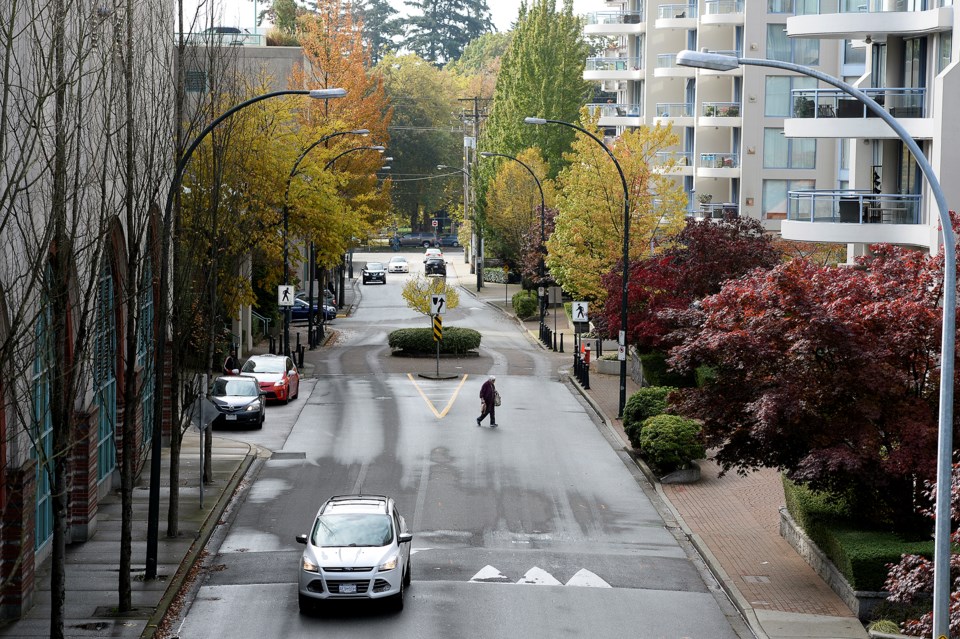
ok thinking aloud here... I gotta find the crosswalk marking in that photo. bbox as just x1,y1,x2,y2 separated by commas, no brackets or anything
469,565,510,582
565,569,612,588
408,373,469,418
517,567,562,585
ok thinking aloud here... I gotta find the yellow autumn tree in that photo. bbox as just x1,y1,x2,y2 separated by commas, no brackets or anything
548,118,688,301
484,147,554,265
401,276,460,316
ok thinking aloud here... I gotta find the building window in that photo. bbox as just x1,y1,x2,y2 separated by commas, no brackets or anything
767,24,819,65
185,70,207,93
765,75,817,116
767,0,794,11
763,128,816,169
137,255,155,448
94,258,117,484
763,179,815,219
939,33,952,72
33,268,54,550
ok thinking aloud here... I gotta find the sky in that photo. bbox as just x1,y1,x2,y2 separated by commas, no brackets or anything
182,0,594,34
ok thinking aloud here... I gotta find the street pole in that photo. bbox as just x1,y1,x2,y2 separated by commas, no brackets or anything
148,87,346,579
479,151,547,331
524,117,631,418
677,49,955,638
283,129,369,357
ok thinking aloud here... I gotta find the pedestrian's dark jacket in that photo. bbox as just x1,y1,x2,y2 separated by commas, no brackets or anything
480,379,496,406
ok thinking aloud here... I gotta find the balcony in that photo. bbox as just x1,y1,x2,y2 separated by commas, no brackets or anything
785,87,934,139
696,202,740,219
654,102,695,126
699,101,742,126
787,1,952,39
586,102,644,127
655,53,697,78
655,3,698,28
177,31,265,47
701,0,745,25
584,10,646,35
584,57,644,82
653,151,695,175
782,189,928,246
698,152,740,177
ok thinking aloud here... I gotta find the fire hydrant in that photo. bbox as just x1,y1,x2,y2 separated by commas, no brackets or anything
584,345,591,367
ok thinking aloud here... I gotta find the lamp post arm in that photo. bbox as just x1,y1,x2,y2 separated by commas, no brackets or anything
324,145,384,171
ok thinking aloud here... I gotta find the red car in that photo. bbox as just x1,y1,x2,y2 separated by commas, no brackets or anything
241,354,300,403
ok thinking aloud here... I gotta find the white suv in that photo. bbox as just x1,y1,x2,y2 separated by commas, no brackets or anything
296,495,413,613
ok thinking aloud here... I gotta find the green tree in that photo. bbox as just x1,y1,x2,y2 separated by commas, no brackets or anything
478,0,590,181
402,0,494,65
376,53,463,228
401,275,461,314
357,0,402,64
483,147,554,266
547,120,687,301
446,31,513,101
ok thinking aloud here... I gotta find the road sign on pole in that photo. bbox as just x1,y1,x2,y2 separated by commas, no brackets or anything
573,301,589,322
278,285,294,307
430,294,447,315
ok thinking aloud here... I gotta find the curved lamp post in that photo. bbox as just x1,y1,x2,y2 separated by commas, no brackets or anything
438,164,482,291
148,87,347,579
677,48,956,638
479,151,548,332
524,117,631,418
282,129,369,356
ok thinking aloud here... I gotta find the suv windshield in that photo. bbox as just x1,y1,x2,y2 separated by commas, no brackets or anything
242,359,284,374
212,379,259,396
366,263,384,270
312,513,393,547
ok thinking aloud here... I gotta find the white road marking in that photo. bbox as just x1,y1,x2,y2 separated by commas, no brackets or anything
517,567,562,585
470,565,510,582
565,569,612,588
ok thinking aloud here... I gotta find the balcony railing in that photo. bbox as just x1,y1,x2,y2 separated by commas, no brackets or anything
176,31,265,46
836,0,947,12
704,0,745,14
657,53,685,68
654,151,694,165
702,101,741,117
788,189,922,224
657,3,698,18
699,152,739,168
586,10,645,24
587,102,644,117
586,57,643,71
791,87,926,118
698,203,740,218
655,102,694,117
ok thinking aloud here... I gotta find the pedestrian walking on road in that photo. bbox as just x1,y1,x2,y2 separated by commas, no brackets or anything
477,375,498,427
223,347,240,376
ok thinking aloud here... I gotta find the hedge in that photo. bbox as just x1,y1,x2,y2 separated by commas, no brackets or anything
623,386,676,449
388,327,481,355
511,290,538,319
637,414,705,472
638,351,695,387
782,478,933,591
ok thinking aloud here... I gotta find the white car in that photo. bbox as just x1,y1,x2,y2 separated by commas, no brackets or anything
423,248,443,262
296,494,413,613
388,256,409,273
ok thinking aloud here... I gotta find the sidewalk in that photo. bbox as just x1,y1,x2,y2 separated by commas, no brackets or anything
448,258,870,639
0,430,255,639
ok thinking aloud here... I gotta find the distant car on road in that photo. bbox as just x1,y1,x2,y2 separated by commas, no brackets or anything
437,234,460,247
210,375,264,429
388,256,409,273
396,232,437,248
296,494,413,613
241,354,300,404
424,257,446,277
362,262,387,285
423,248,443,262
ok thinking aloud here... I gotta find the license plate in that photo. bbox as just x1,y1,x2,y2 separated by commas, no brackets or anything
226,414,237,421
338,583,357,594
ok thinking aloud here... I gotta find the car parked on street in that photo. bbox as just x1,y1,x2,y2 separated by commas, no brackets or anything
296,494,413,613
395,232,437,248
210,375,264,429
362,262,387,285
240,354,300,403
387,256,409,273
424,257,446,277
438,234,460,247
289,298,336,322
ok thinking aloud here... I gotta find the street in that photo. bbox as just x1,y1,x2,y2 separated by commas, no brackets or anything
173,251,748,638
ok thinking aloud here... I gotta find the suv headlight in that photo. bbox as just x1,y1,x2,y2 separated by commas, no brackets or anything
302,557,319,572
244,402,260,411
378,555,399,571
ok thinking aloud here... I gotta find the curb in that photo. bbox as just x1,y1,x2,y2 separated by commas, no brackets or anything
141,440,257,639
565,374,765,639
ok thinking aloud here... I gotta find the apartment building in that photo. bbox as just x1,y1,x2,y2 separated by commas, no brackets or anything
586,0,960,261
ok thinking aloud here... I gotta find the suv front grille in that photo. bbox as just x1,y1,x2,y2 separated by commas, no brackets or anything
327,579,370,594
325,566,373,573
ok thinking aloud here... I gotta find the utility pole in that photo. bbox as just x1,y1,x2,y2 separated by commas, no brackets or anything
457,96,488,290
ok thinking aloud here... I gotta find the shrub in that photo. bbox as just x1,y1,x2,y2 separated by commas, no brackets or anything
388,327,481,354
483,268,508,283
511,290,538,319
622,386,676,448
638,414,705,471
638,350,695,387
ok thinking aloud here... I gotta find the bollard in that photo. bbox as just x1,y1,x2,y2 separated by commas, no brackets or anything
583,364,590,389
596,338,602,358
560,333,564,353
298,344,305,369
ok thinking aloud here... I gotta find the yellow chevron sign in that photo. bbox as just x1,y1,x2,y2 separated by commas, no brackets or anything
433,314,442,341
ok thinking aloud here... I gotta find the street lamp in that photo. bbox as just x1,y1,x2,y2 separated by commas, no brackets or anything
149,87,347,579
438,164,481,291
524,116,632,418
479,151,548,333
283,129,369,357
677,48,956,638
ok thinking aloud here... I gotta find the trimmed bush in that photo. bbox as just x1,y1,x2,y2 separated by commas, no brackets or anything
483,268,507,283
622,386,676,449
638,414,705,471
388,327,481,355
638,350,695,387
511,290,538,319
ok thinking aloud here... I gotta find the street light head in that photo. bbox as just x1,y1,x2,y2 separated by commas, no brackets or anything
380,166,392,170
437,165,449,170
350,129,370,136
480,152,494,157
372,145,386,151
383,157,393,162
676,50,740,71
309,88,348,99
524,117,547,125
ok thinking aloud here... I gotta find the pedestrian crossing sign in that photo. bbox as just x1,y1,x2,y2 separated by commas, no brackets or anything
278,285,295,307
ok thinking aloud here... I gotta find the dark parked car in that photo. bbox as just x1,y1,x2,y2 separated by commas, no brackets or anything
424,257,446,277
210,375,264,429
362,262,387,285
437,234,460,247
396,232,437,248
290,298,336,322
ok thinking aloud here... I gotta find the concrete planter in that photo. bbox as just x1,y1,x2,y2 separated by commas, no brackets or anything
594,359,620,375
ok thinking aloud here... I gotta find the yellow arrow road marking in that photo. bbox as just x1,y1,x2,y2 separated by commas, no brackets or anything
408,373,469,418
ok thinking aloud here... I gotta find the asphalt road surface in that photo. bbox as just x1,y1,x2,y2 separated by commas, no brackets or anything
174,251,751,639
